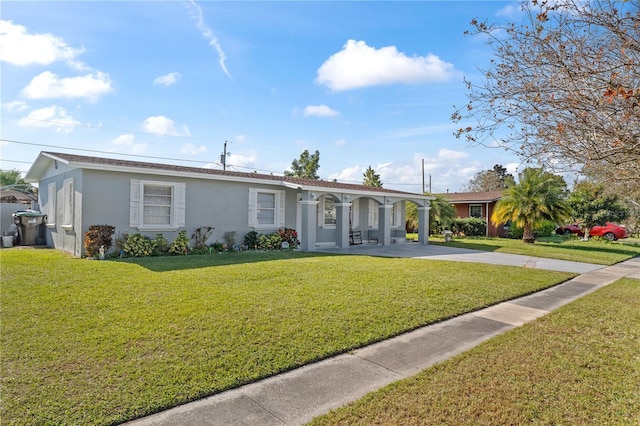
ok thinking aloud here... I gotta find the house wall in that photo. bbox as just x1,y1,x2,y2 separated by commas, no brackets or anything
452,201,506,237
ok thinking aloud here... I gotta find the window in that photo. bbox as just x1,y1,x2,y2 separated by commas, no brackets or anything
368,200,379,227
350,199,359,228
47,183,56,227
62,178,74,229
130,180,186,230
469,205,482,218
391,201,402,227
323,196,336,226
249,188,285,229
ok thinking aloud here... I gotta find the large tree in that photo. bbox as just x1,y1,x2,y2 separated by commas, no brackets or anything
284,149,320,179
492,168,570,243
568,181,629,239
466,164,515,192
362,166,383,187
0,169,36,194
452,0,640,197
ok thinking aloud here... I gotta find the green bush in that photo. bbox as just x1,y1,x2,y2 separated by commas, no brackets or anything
123,233,154,257
152,234,169,256
169,230,190,255
258,232,283,250
452,218,486,236
244,231,259,249
508,221,557,239
83,225,116,258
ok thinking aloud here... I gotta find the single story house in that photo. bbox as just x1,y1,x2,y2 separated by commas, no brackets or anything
25,151,434,257
437,191,508,237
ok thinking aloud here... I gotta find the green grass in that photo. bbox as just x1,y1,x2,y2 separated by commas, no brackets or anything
413,234,640,265
1,249,573,425
309,277,640,425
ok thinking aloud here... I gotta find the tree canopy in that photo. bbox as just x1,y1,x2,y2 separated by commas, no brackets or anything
466,164,515,192
568,181,629,237
0,169,36,193
492,168,570,243
284,150,320,179
362,166,383,187
453,0,640,197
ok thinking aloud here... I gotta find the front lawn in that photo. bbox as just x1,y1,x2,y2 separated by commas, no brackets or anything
310,277,640,425
0,249,573,425
422,234,640,265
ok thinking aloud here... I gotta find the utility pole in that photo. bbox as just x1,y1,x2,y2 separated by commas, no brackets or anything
422,158,425,194
220,140,230,170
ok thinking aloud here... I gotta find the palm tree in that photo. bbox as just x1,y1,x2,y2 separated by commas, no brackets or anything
492,168,570,243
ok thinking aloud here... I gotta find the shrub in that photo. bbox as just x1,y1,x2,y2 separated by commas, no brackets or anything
152,234,169,256
123,233,154,257
209,241,225,252
278,228,299,247
83,225,116,258
244,231,259,249
258,232,283,250
452,218,486,236
508,221,557,239
169,230,190,255
191,226,214,249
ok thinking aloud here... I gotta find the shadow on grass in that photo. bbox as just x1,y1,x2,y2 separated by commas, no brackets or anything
110,250,340,272
428,241,501,252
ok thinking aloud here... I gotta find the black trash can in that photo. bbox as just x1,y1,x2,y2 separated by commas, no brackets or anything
12,211,47,246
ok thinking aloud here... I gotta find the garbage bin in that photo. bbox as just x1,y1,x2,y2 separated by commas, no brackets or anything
12,210,47,246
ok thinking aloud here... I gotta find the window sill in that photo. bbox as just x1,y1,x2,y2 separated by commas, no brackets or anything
61,224,73,231
137,226,179,232
46,223,56,229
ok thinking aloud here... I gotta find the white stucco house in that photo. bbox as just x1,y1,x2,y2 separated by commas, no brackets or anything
25,151,433,257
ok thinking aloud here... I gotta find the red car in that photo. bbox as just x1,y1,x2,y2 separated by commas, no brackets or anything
556,222,628,241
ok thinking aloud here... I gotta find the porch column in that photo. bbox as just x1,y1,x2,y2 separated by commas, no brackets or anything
418,203,431,244
335,203,350,248
378,203,392,246
300,199,318,251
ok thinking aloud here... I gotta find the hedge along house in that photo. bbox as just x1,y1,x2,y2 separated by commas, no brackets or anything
437,191,507,237
25,151,433,257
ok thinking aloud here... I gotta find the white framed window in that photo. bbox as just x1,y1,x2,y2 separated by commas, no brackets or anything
62,178,74,229
368,200,379,227
47,183,56,228
469,204,482,218
248,188,285,229
323,196,336,227
130,180,186,230
391,201,402,227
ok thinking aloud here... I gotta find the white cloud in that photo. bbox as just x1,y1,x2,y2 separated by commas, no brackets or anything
2,100,28,112
153,72,181,86
436,148,469,161
505,162,520,176
18,105,80,133
234,134,246,143
304,104,340,117
186,0,232,80
142,115,190,136
316,40,459,91
0,20,86,69
131,144,148,154
113,134,135,145
329,164,362,182
334,138,346,147
181,143,207,155
21,71,113,101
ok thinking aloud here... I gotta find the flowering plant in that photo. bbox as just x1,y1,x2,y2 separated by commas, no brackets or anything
278,228,300,247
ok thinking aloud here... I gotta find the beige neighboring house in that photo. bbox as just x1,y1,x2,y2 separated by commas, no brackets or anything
437,191,508,237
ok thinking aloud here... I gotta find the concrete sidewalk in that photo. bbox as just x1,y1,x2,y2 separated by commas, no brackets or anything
126,256,640,426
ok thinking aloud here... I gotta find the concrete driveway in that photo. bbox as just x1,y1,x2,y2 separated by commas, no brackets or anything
317,242,604,274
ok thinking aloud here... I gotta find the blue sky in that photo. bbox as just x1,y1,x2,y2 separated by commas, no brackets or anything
1,1,523,194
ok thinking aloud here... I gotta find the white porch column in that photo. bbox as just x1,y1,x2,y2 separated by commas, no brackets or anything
300,199,318,251
335,203,351,248
378,203,393,246
418,203,431,244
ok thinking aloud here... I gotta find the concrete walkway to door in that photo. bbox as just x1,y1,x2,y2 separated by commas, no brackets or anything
317,242,604,274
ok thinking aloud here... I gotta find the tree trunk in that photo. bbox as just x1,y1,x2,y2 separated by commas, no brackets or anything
522,225,535,244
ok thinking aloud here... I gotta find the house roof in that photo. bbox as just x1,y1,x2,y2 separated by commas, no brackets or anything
436,191,504,203
26,151,431,200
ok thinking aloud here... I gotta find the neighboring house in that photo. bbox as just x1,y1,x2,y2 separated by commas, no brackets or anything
25,151,434,257
437,191,507,237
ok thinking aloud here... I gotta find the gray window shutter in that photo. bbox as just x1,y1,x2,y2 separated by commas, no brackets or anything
130,179,140,227
248,188,257,227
